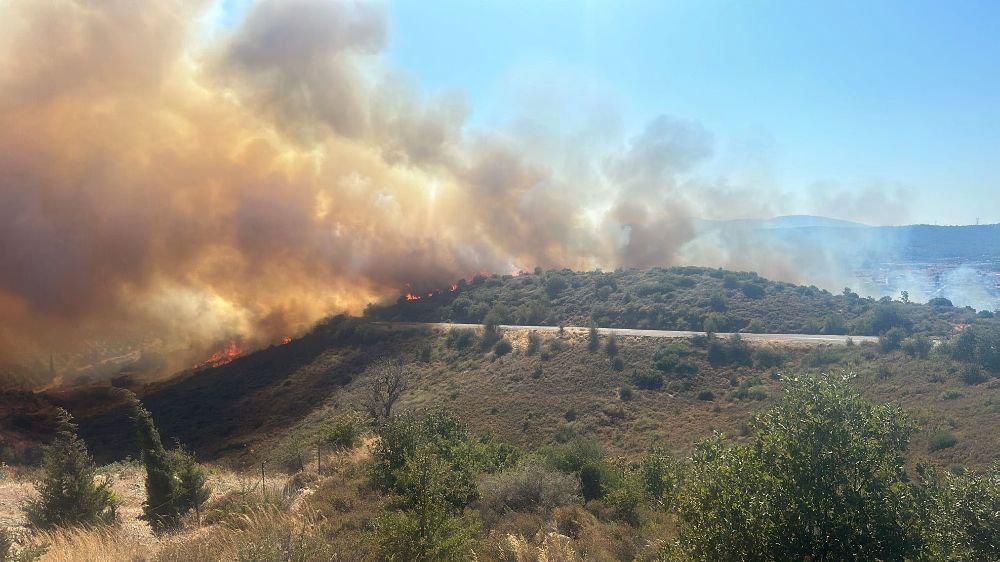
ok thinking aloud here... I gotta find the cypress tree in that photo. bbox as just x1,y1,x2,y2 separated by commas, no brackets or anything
23,408,117,528
130,397,182,531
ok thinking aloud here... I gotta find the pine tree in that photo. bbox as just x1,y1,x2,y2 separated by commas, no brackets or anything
23,408,116,528
130,397,182,531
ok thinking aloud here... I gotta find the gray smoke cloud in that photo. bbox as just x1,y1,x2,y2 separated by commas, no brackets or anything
0,0,922,380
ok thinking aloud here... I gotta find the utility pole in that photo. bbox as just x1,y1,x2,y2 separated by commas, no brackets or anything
260,461,266,497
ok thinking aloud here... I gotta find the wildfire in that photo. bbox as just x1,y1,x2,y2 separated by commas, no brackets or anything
450,284,458,291
282,336,292,344
405,293,421,301
192,341,245,369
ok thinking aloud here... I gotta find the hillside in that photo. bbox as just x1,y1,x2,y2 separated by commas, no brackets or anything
2,267,996,464
3,271,999,560
368,266,995,336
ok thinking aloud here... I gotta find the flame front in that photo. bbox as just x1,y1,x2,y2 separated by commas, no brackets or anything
192,341,246,369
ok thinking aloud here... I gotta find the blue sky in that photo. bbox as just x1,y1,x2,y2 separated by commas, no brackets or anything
218,1,1000,225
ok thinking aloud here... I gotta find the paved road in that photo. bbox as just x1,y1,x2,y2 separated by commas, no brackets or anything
376,322,878,346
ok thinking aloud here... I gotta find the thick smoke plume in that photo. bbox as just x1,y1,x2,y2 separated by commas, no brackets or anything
0,0,902,377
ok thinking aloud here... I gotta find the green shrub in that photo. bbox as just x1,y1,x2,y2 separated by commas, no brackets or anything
652,343,698,376
545,275,568,298
481,312,501,349
632,370,664,390
371,409,514,510
854,303,913,336
603,468,645,526
879,327,907,352
697,390,715,401
168,445,211,526
547,338,566,353
588,324,600,351
803,347,842,368
493,338,513,357
446,328,475,350
640,449,679,508
131,398,206,532
619,386,634,402
374,447,478,562
947,326,1000,373
602,404,626,421
960,367,988,385
579,462,614,502
321,411,366,450
917,463,1000,561
902,334,932,358
752,347,785,368
708,293,727,312
703,312,727,334
674,375,920,561
707,334,751,367
928,429,959,452
132,398,182,531
730,385,768,402
823,315,846,335
526,332,541,355
539,437,603,475
605,333,619,358
939,389,962,401
477,461,580,515
23,408,117,529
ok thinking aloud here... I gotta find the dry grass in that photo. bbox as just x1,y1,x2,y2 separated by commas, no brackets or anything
329,330,999,468
32,526,145,562
153,509,334,562
1,459,322,561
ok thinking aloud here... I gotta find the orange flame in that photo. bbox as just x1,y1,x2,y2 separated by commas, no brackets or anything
405,293,421,301
192,341,245,369
281,336,292,345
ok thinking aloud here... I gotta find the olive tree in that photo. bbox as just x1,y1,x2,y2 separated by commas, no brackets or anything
672,374,921,561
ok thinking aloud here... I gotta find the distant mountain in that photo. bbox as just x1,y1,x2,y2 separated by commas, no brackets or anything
761,215,869,229
700,216,1000,263
696,215,867,231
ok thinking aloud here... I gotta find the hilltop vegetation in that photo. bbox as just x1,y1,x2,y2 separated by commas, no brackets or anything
369,267,996,336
